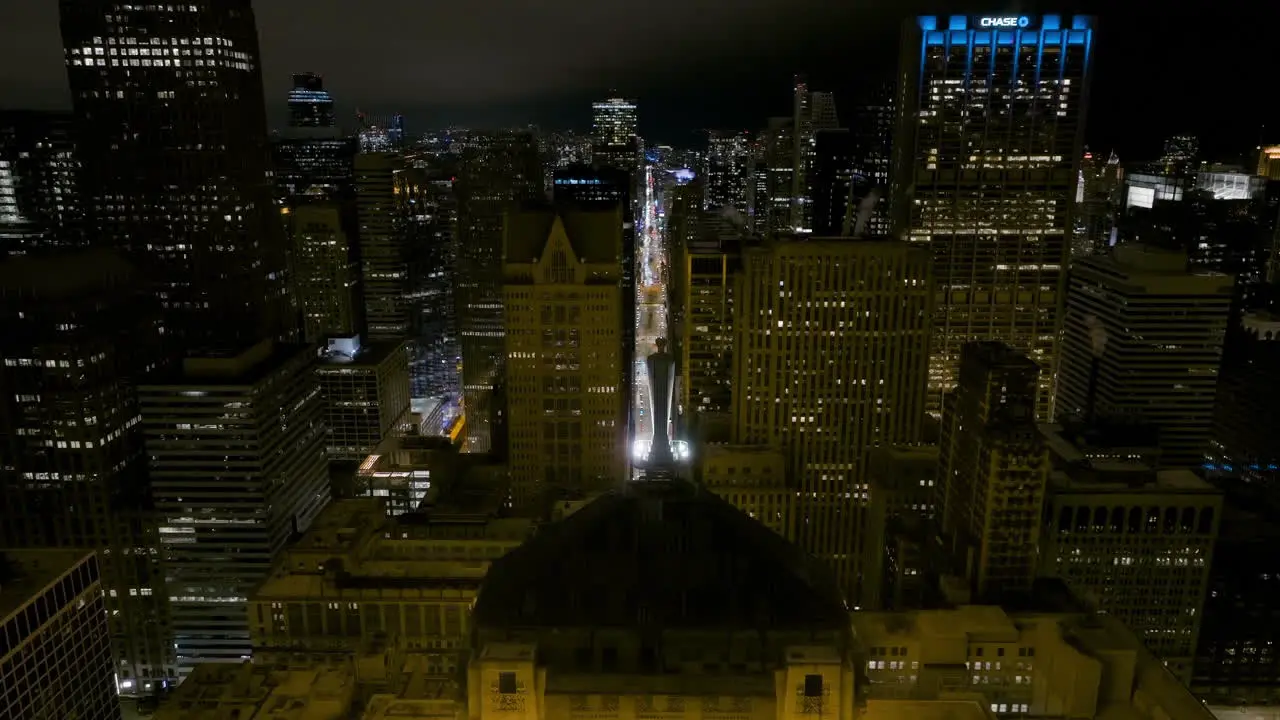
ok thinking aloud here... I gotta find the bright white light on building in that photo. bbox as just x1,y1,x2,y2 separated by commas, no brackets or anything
673,440,691,462
632,439,649,460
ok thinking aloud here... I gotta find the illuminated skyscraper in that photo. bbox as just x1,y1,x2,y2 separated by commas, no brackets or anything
731,239,932,597
590,97,638,148
0,110,80,255
139,341,328,675
286,199,357,342
703,130,751,216
893,14,1095,419
747,118,795,238
287,72,335,128
58,0,291,347
502,206,629,510
455,131,543,453
847,82,895,237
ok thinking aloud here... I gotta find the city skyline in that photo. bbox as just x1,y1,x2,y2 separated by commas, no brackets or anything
0,0,1270,157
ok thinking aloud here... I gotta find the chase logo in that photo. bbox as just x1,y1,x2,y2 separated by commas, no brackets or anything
979,16,1030,28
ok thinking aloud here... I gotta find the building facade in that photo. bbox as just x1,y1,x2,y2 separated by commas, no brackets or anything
0,110,80,255
288,200,358,342
937,342,1049,600
0,550,119,719
59,0,290,346
893,14,1095,418
502,208,629,509
139,341,329,675
317,336,411,463
1055,245,1233,469
731,239,932,597
455,131,543,454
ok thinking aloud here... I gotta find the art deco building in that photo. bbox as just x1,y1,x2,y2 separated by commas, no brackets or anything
139,340,329,675
59,0,290,346
731,238,932,597
1039,428,1221,683
287,198,358,342
937,342,1049,601
0,550,119,720
317,335,411,463
502,206,629,509
0,110,80,254
455,130,542,454
1055,245,1233,469
0,251,173,689
893,15,1096,418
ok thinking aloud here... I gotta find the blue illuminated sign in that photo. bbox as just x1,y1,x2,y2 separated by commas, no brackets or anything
554,178,603,186
979,16,1029,28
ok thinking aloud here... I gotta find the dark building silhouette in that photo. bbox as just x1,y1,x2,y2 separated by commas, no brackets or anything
59,0,291,347
0,251,173,688
455,130,542,453
1209,312,1280,488
810,129,856,236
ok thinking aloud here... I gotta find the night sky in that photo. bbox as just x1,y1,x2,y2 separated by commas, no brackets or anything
0,0,1270,161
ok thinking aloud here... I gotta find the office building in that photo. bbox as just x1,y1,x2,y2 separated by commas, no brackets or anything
848,82,895,237
0,110,80,254
59,0,290,346
893,15,1095,418
1122,187,1273,311
697,444,792,538
0,251,173,689
357,152,412,339
552,163,637,412
810,129,857,236
472,480,856,720
1040,435,1221,682
861,445,938,611
502,207,629,509
1055,245,1233,469
1192,489,1280,705
1161,135,1200,177
287,199,358,342
317,336,411,463
406,166,462,400
747,118,796,238
1257,144,1280,180
0,550,119,720
675,221,739,442
731,239,932,596
789,76,839,234
274,130,357,202
1209,313,1280,488
704,130,751,216
139,340,329,675
855,605,1217,720
287,72,335,128
1072,149,1123,259
250,498,531,673
938,342,1049,600
455,130,542,454
591,97,638,148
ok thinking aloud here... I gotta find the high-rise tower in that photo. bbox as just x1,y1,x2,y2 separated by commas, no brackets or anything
731,238,932,598
455,131,543,454
287,72,335,128
58,0,290,347
893,14,1095,418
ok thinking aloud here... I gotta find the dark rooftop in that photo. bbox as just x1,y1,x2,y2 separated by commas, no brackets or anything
503,205,623,266
473,480,849,631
